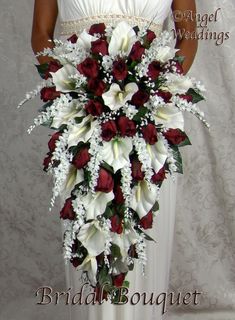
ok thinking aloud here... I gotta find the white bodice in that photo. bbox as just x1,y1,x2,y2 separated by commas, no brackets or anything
57,0,173,37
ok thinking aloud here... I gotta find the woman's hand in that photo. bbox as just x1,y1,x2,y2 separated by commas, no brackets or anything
172,0,198,74
31,0,58,65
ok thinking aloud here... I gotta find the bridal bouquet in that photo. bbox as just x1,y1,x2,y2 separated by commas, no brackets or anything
18,21,209,302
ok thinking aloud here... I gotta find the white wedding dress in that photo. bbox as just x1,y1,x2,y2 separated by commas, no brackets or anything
58,1,176,319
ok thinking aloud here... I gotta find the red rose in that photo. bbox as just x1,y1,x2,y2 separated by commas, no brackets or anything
85,100,104,116
151,167,166,184
131,90,149,107
40,87,60,102
112,59,128,81
88,78,106,96
179,94,193,103
146,30,156,43
43,153,52,171
114,184,125,204
48,132,61,152
110,215,123,234
113,273,126,287
117,116,136,137
147,61,161,80
131,159,144,181
163,129,186,145
44,60,62,79
94,285,108,302
89,23,106,36
77,58,99,78
70,257,81,268
129,41,145,61
156,90,172,103
139,211,153,230
170,61,184,74
142,124,158,145
60,198,76,220
95,168,114,193
67,34,78,43
91,39,108,55
72,147,90,169
101,120,118,141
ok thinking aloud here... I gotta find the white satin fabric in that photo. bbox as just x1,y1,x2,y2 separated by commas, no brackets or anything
58,1,177,319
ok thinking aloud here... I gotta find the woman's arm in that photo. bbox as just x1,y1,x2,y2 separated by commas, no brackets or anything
171,0,198,74
31,0,58,64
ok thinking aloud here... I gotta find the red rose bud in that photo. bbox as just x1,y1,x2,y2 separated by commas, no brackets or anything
131,159,144,181
94,285,108,302
172,61,184,74
114,184,125,204
89,23,106,36
44,60,62,79
60,198,76,220
48,132,61,152
91,39,108,55
163,129,186,145
139,211,153,230
67,34,78,43
43,153,52,171
40,87,60,102
85,100,104,116
131,90,149,107
101,120,118,141
146,30,156,43
72,147,90,169
112,59,128,81
142,124,158,145
95,168,114,193
147,61,161,80
88,78,106,96
179,94,193,103
70,257,80,268
110,215,123,234
77,58,99,78
156,90,172,103
113,273,126,287
117,116,136,137
151,167,166,184
129,41,145,61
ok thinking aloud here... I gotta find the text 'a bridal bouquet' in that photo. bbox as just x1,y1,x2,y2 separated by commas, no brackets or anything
18,21,209,302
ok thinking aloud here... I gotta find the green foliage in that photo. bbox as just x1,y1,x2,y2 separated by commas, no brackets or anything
35,63,49,79
171,146,183,174
187,88,205,104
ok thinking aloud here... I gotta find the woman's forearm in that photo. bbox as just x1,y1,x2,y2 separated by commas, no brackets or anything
31,34,55,65
175,38,198,74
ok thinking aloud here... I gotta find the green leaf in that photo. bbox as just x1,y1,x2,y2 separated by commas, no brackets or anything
38,101,53,112
132,107,148,121
177,131,192,147
141,231,156,242
103,206,113,219
152,201,159,212
35,63,49,79
98,267,112,287
101,161,114,174
171,146,183,174
41,117,53,128
110,243,122,258
173,55,185,64
187,88,205,104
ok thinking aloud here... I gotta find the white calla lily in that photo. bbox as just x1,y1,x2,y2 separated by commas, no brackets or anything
67,116,97,148
154,105,184,130
102,83,138,111
130,180,159,219
111,226,137,259
82,191,114,220
163,73,193,95
146,138,168,173
102,137,133,172
108,21,137,56
77,220,107,257
76,255,98,286
155,46,178,63
77,30,99,50
51,100,86,129
51,64,79,92
61,164,84,198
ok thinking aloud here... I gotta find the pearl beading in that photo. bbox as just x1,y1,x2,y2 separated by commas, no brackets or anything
60,14,163,36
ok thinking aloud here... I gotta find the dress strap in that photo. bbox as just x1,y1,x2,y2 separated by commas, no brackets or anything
60,14,163,36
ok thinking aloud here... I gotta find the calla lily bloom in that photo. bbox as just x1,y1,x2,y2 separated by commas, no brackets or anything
154,105,184,130
61,164,84,199
82,191,114,220
51,64,80,92
162,73,193,95
146,138,168,173
76,255,98,286
130,180,159,219
155,46,178,63
108,21,137,56
102,137,133,172
77,30,99,51
102,83,138,111
111,225,137,259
